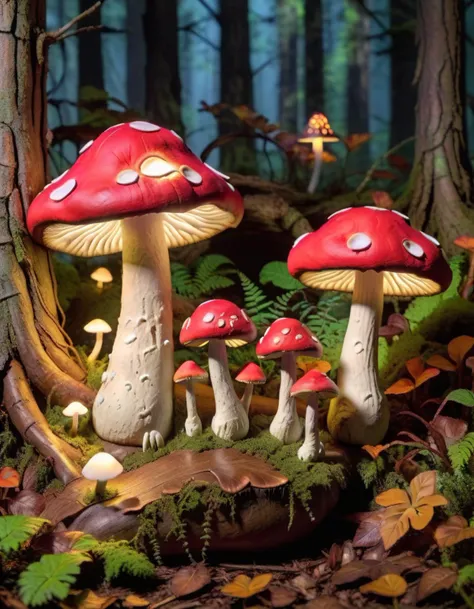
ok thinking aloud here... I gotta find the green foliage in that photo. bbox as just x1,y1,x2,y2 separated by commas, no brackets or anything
18,553,90,607
52,255,81,312
93,541,155,581
45,405,102,463
171,254,235,298
239,272,276,325
0,516,47,554
457,565,474,588
357,458,386,489
437,471,474,516
259,261,304,290
449,433,474,472
445,389,474,408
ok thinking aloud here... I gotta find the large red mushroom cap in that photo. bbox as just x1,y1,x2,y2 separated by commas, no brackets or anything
235,362,266,384
27,122,243,256
180,299,257,348
287,206,452,297
255,318,322,360
299,112,339,143
290,370,339,400
173,361,208,383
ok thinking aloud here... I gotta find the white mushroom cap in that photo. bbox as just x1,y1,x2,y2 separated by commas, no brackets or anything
83,319,112,334
62,401,88,417
90,267,113,283
81,452,123,481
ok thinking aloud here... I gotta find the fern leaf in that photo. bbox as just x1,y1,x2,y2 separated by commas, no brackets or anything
199,276,235,295
448,432,474,471
170,263,197,298
19,553,90,606
259,261,304,290
0,515,48,554
239,273,274,324
194,254,234,282
95,542,155,581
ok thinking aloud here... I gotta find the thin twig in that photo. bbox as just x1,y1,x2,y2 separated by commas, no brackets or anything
52,0,105,40
353,0,387,30
196,0,220,23
219,562,300,572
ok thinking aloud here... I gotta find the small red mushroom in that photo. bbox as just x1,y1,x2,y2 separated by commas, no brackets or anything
288,206,452,446
173,361,208,437
291,370,339,462
180,299,256,440
235,362,266,413
256,318,322,444
27,122,243,449
298,112,339,193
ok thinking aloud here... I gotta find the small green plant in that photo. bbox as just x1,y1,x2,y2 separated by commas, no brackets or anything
0,515,47,553
171,254,235,298
449,433,474,471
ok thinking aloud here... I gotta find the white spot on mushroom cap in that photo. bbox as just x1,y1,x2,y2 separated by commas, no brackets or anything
364,206,389,212
273,337,281,345
204,162,230,180
403,240,424,258
180,165,202,185
392,210,410,220
79,140,94,154
50,179,77,201
242,310,250,322
259,337,264,344
295,334,303,340
218,319,225,328
264,328,270,336
51,170,68,184
124,333,137,344
230,315,238,320
347,232,372,251
130,121,161,132
421,232,440,246
328,207,352,219
293,233,310,248
281,328,290,335
117,169,139,185
140,156,175,177
184,317,191,329
228,183,235,191
203,312,215,323
170,130,183,141
312,336,319,342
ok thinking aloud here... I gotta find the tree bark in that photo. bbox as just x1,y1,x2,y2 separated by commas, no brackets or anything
219,0,256,172
144,0,183,133
408,0,474,254
0,1,94,460
389,0,416,146
304,0,324,118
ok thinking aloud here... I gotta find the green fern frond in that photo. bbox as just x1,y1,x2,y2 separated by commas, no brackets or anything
457,564,474,587
19,552,90,606
448,432,474,471
170,262,197,298
199,275,235,294
194,254,234,283
0,515,48,554
239,273,274,324
93,541,155,581
259,261,304,290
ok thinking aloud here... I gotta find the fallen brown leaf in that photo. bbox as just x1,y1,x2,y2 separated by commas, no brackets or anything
360,573,407,597
221,573,273,598
303,597,345,609
170,563,211,598
60,590,117,609
268,585,298,607
352,511,384,547
8,490,45,516
416,567,458,602
123,594,150,607
434,515,474,548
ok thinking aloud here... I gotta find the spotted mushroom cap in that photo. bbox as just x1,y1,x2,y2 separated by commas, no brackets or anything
290,370,339,400
235,362,266,384
298,112,339,143
255,318,323,360
179,299,257,348
287,207,452,297
27,122,243,257
173,360,208,383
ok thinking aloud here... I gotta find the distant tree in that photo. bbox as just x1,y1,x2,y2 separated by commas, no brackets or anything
304,0,324,118
144,0,183,133
408,0,474,252
390,0,416,145
78,0,104,94
278,0,299,132
126,0,146,112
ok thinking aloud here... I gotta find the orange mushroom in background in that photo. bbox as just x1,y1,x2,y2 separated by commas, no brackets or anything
0,467,20,499
454,235,474,299
298,112,339,194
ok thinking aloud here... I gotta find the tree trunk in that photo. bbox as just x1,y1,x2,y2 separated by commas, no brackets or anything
144,0,183,133
126,0,146,112
304,0,324,118
78,0,104,93
408,0,474,254
389,0,416,146
0,0,94,480
278,0,299,133
219,0,256,173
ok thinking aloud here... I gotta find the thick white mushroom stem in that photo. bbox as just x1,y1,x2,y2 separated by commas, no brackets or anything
92,214,174,446
87,332,104,363
298,396,323,462
308,138,323,193
240,384,254,413
332,270,390,445
269,352,302,444
208,339,249,441
184,380,203,437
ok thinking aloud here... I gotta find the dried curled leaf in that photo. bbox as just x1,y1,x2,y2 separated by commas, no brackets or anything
221,573,273,598
359,573,407,598
416,567,458,602
170,563,211,598
434,515,474,548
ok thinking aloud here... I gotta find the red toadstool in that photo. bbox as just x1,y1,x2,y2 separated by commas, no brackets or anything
235,362,266,413
291,370,339,461
179,299,256,440
256,318,322,443
27,122,243,448
173,360,208,438
298,112,339,193
288,206,452,445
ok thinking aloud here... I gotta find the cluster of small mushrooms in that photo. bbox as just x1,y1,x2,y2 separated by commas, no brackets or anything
26,121,453,484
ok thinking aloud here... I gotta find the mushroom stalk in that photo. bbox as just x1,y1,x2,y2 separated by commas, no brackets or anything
184,379,203,437
208,339,249,440
270,352,302,444
298,396,322,462
70,412,79,437
240,384,254,413
95,479,107,497
308,138,324,194
93,214,174,445
87,332,104,363
330,270,389,445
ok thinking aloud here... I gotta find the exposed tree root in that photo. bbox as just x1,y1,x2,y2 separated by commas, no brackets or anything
4,360,81,485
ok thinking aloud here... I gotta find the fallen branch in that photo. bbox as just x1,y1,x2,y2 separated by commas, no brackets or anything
4,360,82,485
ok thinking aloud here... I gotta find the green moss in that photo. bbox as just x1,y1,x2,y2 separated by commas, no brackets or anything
438,471,474,516
45,405,102,464
83,487,118,505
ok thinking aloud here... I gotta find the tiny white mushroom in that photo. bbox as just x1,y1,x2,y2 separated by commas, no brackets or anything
81,452,123,498
84,319,112,363
90,267,113,291
50,179,77,201
62,401,88,437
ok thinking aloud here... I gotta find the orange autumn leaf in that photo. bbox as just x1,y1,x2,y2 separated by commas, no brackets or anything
406,356,424,380
296,357,331,374
221,574,273,598
385,357,439,395
426,354,456,372
415,368,440,387
344,132,372,151
0,467,20,488
375,471,448,549
371,169,398,181
385,378,415,395
454,235,474,251
370,190,393,209
322,150,337,163
360,574,407,598
362,444,388,459
434,515,474,548
448,336,474,366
